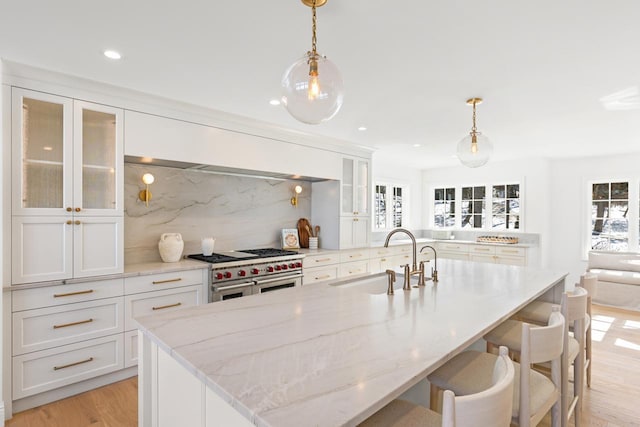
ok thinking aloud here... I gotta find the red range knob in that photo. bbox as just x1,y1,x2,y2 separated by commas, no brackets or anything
274,265,282,271
215,273,223,280
251,268,260,275
295,262,302,268
238,270,246,277
267,266,274,272
224,271,232,279
281,264,288,270
288,263,295,268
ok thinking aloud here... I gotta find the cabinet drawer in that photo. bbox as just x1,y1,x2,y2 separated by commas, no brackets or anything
13,334,123,399
340,249,369,263
302,252,340,269
439,252,470,261
496,256,526,266
124,330,138,368
496,246,526,258
125,269,205,295
303,266,338,285
369,247,395,258
13,297,124,356
125,285,204,331
12,278,124,312
470,245,496,255
438,243,469,253
339,260,369,278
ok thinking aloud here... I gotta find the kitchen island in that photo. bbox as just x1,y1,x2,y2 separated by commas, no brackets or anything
136,259,566,426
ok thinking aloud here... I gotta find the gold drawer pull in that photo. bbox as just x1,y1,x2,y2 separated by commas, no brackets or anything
349,254,362,258
315,258,332,263
54,289,94,298
54,357,94,371
381,258,387,262
476,248,491,252
349,269,361,274
152,278,182,285
315,275,331,280
152,302,182,311
53,318,94,329
502,250,519,254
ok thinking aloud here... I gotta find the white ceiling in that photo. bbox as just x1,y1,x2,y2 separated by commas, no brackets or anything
2,1,639,169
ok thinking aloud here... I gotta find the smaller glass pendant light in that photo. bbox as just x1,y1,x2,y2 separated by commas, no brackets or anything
281,0,344,124
457,98,493,168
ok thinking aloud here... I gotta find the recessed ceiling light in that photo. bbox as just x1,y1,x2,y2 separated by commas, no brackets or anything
413,144,421,148
43,146,53,151
269,99,281,106
358,126,367,131
103,50,122,60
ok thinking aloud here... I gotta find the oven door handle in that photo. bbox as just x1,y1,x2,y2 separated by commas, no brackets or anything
255,273,303,285
213,281,255,291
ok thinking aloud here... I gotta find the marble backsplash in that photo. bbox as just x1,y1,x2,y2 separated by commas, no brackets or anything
124,164,311,264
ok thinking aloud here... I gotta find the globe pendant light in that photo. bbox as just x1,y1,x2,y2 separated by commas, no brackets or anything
457,98,493,168
281,0,344,125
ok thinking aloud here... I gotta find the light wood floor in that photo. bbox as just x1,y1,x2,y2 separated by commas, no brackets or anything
5,305,640,426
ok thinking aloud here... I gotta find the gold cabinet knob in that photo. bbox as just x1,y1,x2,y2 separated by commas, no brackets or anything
75,220,81,225
66,207,72,212
66,220,72,225
75,207,81,212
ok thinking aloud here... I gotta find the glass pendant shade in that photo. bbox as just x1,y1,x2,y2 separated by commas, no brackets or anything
456,132,493,168
281,52,344,124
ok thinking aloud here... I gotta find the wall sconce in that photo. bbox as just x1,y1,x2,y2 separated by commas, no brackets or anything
291,185,303,207
139,173,155,207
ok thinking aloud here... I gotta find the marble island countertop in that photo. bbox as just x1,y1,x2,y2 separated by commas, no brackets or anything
136,260,566,427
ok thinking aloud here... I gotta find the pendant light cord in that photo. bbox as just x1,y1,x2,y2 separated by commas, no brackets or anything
311,0,318,55
471,100,477,136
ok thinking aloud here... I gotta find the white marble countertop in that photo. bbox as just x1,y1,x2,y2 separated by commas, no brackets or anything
3,259,209,292
136,260,566,427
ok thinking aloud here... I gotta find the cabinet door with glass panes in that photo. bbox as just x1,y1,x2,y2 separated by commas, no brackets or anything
341,157,369,217
12,89,123,216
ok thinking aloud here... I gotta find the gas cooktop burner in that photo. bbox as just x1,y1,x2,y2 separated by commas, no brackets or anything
187,248,299,264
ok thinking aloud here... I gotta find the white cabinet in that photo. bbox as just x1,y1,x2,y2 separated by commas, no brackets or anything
437,241,528,266
11,88,124,284
123,270,208,364
340,216,370,249
339,157,370,249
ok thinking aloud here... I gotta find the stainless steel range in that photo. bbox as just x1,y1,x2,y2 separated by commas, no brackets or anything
188,248,304,302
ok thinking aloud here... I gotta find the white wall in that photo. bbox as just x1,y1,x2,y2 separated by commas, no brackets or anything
372,154,424,235
549,153,640,285
421,157,552,267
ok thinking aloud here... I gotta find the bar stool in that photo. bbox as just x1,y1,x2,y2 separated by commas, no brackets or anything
484,288,587,427
428,308,565,427
577,273,597,388
359,346,514,427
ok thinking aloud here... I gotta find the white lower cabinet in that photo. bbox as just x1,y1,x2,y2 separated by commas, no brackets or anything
12,297,124,355
304,266,338,285
125,285,205,331
339,260,370,278
124,330,139,368
437,242,528,266
13,334,124,399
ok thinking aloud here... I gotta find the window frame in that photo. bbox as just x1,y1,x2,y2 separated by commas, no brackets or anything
430,181,524,232
584,178,639,257
373,182,410,231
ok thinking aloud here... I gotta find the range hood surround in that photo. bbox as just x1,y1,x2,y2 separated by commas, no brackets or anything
125,156,330,183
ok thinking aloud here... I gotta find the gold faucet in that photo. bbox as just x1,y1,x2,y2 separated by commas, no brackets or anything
420,245,439,282
384,228,424,288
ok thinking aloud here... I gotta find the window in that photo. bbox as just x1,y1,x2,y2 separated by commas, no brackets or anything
492,184,520,230
591,182,629,251
433,183,521,230
461,186,486,228
434,187,456,228
374,183,407,230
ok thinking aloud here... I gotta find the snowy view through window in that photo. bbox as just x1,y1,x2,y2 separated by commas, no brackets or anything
591,182,628,251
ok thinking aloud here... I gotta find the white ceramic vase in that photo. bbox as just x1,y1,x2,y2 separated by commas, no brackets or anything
158,233,184,263
201,237,215,256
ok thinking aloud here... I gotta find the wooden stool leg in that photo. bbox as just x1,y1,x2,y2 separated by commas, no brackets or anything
430,382,440,412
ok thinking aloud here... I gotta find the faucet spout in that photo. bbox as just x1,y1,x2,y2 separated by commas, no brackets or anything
383,228,418,272
420,245,438,282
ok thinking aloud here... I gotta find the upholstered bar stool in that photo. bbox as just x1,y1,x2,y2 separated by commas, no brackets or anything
484,288,587,427
428,309,565,427
359,346,514,427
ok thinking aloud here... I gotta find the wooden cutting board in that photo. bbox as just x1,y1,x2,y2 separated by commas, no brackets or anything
297,218,311,248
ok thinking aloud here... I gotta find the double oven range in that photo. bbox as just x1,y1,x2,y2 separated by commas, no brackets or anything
188,248,304,302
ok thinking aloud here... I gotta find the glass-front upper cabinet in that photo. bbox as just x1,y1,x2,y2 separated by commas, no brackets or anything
341,157,369,216
74,101,123,215
12,88,73,215
12,89,123,216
